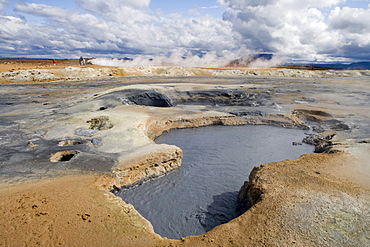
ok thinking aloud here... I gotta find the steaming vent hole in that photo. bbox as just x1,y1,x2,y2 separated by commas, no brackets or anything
50,150,80,162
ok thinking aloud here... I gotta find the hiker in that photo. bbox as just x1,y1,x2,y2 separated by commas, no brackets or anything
79,56,85,65
52,59,58,66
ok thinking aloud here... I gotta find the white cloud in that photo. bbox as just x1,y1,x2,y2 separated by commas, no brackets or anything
328,6,370,60
73,0,154,23
0,0,369,64
221,0,370,62
0,0,7,12
330,6,370,34
1,1,240,62
14,3,71,19
75,0,151,11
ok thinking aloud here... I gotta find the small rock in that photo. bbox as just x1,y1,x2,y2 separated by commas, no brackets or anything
91,138,101,145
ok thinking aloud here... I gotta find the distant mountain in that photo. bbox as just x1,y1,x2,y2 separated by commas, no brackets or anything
229,55,370,70
286,61,370,70
346,62,370,69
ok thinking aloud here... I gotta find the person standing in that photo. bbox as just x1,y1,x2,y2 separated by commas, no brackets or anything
79,56,85,66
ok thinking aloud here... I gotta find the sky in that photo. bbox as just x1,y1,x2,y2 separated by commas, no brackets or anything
0,0,369,65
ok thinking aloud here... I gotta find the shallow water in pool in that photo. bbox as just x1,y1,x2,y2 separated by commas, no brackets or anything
116,125,314,239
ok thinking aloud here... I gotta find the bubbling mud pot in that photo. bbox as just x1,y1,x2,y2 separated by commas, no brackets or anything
116,125,314,239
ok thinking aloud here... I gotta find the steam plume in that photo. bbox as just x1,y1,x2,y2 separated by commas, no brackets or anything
88,50,283,69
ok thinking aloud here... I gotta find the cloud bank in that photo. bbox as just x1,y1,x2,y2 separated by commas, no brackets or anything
219,0,370,62
0,0,369,65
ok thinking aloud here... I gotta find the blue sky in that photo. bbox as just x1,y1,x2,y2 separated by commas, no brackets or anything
0,0,369,65
150,0,226,17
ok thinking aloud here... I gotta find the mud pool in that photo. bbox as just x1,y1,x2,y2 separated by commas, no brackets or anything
116,125,314,239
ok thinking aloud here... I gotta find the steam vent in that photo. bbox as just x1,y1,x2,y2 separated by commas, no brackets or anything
0,65,370,246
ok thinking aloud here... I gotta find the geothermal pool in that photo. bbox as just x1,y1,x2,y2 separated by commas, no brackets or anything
116,125,314,239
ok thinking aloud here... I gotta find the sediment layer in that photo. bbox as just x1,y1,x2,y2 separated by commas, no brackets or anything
1,65,370,84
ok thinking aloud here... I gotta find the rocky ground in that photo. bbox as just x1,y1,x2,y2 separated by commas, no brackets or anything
0,60,369,246
1,58,370,84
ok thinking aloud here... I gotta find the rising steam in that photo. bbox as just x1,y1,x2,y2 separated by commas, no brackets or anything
88,50,283,69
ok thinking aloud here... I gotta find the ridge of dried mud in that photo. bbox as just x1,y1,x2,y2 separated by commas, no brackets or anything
0,62,369,246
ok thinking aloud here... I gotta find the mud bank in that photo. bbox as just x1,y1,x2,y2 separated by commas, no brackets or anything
0,69,369,246
1,65,370,84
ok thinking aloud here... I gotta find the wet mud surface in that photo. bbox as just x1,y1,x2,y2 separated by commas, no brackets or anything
0,70,369,246
118,125,313,239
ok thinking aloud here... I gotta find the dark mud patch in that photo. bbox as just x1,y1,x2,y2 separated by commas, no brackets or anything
292,109,350,132
176,89,270,107
303,131,337,153
127,91,174,107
